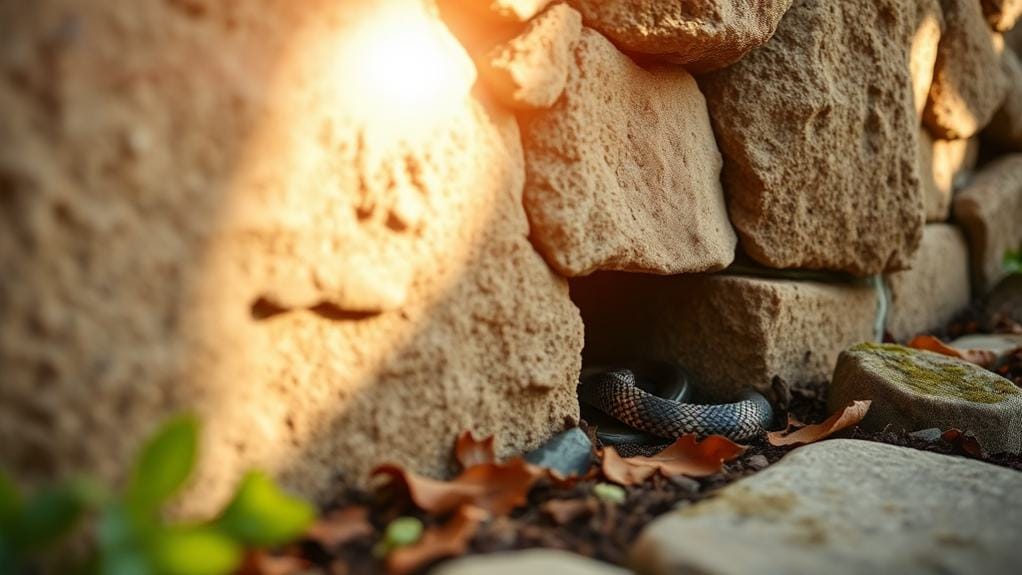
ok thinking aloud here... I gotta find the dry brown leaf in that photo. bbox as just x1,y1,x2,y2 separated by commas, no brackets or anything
540,498,596,525
767,400,872,446
908,335,998,368
237,550,310,575
601,434,747,486
386,505,487,575
306,505,374,548
941,428,986,458
373,458,539,516
454,431,496,469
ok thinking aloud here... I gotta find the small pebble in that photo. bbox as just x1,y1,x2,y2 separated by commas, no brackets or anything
592,482,627,504
908,428,943,443
745,454,770,471
667,475,700,493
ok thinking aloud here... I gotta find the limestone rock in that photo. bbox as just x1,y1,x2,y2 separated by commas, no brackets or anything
699,0,924,275
924,0,1008,139
952,154,1022,293
572,273,878,401
522,28,736,277
884,224,971,342
985,47,1022,151
467,0,554,22
0,0,583,516
986,275,1022,324
432,550,628,575
911,0,945,118
631,440,1022,575
479,4,583,110
982,0,1022,31
917,128,978,221
566,0,793,72
830,343,1022,453
950,333,1022,357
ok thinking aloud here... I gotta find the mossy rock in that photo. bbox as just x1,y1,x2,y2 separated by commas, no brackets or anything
829,343,1022,454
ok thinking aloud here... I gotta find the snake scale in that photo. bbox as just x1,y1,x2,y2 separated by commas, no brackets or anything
578,366,774,443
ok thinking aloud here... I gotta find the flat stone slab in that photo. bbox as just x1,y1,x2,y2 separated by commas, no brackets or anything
433,550,628,575
830,343,1022,454
631,439,1022,575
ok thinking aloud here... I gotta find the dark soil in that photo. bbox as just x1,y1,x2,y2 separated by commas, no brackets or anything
279,307,1022,575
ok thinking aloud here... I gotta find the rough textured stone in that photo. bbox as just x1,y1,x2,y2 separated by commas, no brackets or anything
924,0,1008,139
466,0,554,22
631,440,1022,575
0,0,583,516
985,47,1022,151
432,550,627,575
565,0,792,72
522,29,736,277
911,0,945,118
884,224,971,342
830,344,1022,453
917,129,978,221
478,4,582,110
952,154,1022,293
700,0,924,275
982,0,1022,31
986,274,1022,324
572,273,878,402
950,333,1022,356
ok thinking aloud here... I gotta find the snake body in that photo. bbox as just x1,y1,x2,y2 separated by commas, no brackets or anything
579,366,773,443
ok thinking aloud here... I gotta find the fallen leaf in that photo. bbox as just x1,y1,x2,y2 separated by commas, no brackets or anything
306,505,374,549
767,400,872,446
539,498,596,525
237,550,309,575
907,335,998,368
454,431,496,469
372,458,539,516
386,505,487,575
941,428,986,458
601,434,747,486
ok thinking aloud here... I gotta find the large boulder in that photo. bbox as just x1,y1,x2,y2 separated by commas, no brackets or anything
521,28,736,277
917,128,978,221
433,550,628,575
572,272,878,401
830,343,1022,453
952,154,1022,293
699,0,924,275
911,0,945,118
477,3,583,110
632,440,1022,575
985,47,1022,151
565,0,793,72
0,0,583,516
884,224,971,342
924,0,1008,139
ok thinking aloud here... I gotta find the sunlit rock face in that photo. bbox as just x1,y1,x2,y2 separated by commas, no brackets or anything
0,0,582,516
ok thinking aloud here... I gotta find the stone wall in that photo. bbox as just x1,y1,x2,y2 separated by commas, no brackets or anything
1,0,1020,515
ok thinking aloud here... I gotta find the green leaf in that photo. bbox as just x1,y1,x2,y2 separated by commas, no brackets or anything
1005,248,1022,275
215,471,314,547
383,517,423,548
127,415,199,511
14,483,87,549
147,527,241,575
0,471,22,529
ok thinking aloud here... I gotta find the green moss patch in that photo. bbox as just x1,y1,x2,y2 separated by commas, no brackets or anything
851,343,1018,404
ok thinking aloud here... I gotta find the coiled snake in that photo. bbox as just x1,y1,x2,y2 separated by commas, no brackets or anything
578,363,774,445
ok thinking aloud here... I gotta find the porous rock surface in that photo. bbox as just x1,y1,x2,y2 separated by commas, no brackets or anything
700,0,924,275
0,0,583,516
884,224,971,342
917,128,978,221
566,0,792,72
572,273,877,401
521,28,736,277
924,0,1008,139
911,0,945,118
830,344,1022,454
478,3,583,110
985,47,1022,151
466,0,554,23
432,550,628,575
982,0,1022,31
632,440,1022,575
952,154,1022,293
